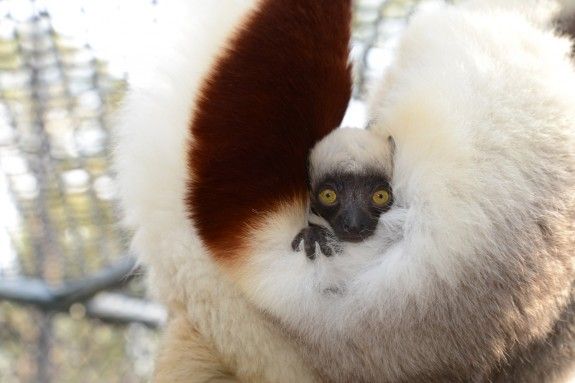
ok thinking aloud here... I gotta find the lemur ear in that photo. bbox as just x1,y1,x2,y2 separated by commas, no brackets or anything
187,0,353,262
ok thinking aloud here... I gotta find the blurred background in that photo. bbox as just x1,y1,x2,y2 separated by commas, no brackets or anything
0,0,450,382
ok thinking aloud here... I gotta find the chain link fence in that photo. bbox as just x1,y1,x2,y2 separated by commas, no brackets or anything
0,0,444,382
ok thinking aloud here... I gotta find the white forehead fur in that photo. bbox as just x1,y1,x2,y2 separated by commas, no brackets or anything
309,128,393,184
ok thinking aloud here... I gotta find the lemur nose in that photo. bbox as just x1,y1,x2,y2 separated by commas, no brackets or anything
343,219,365,233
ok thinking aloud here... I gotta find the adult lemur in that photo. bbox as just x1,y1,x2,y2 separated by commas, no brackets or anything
116,0,575,382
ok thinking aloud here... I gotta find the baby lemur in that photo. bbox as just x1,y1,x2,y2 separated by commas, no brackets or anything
292,128,395,259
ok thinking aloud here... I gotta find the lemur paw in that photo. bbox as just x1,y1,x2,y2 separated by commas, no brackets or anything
291,223,341,260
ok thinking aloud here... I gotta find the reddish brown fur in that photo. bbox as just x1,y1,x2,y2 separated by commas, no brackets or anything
187,0,352,261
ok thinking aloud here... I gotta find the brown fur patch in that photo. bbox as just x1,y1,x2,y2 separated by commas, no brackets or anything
187,0,352,262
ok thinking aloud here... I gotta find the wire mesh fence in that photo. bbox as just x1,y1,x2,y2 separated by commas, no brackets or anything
0,0,446,382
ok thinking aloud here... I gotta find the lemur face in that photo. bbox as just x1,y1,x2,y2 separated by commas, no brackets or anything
310,172,393,242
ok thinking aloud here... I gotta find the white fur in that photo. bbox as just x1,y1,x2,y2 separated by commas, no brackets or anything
114,1,319,381
239,0,575,321
234,1,575,381
116,0,575,380
309,128,394,183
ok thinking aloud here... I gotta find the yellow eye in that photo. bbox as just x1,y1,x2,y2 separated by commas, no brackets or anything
372,190,390,206
318,189,337,205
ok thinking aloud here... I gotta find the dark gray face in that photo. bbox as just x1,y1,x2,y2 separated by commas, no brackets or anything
310,172,393,243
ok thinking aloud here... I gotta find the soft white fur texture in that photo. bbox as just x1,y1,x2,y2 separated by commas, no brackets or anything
241,0,575,321
235,1,575,381
114,1,319,381
239,127,404,319
309,128,395,185
116,0,575,381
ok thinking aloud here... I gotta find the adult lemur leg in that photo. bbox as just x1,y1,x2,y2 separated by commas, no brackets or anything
154,316,237,383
